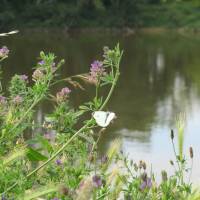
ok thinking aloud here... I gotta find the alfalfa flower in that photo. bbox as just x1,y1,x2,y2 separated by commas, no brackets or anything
56,159,62,166
92,175,102,188
56,87,71,102
38,60,45,66
32,69,44,81
88,60,105,84
0,46,9,58
140,173,152,191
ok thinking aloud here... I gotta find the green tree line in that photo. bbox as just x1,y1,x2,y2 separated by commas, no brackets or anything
0,0,200,29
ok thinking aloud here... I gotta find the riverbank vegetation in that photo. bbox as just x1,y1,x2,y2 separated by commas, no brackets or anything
0,1,200,30
1,36,200,199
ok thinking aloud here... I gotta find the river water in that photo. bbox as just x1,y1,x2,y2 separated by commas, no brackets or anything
1,29,200,184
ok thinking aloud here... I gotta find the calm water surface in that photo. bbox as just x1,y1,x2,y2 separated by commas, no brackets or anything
1,30,200,184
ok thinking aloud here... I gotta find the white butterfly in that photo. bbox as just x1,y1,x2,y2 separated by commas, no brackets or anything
92,111,116,127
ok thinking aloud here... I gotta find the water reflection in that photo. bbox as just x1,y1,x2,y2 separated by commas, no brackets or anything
1,30,200,183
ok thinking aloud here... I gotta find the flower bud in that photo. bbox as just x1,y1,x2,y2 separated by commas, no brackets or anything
189,147,194,159
161,170,168,182
170,129,174,140
170,160,174,166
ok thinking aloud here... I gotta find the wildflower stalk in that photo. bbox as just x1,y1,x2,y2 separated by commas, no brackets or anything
100,53,122,110
171,133,183,184
1,46,122,195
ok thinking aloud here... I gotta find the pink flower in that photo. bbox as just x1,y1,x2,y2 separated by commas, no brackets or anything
0,46,9,58
56,87,71,102
88,60,105,84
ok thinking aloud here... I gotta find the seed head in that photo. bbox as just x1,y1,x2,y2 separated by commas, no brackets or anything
161,170,168,182
170,160,174,166
170,129,174,140
189,147,194,159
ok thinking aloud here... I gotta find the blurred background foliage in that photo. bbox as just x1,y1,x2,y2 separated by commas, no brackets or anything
0,0,200,30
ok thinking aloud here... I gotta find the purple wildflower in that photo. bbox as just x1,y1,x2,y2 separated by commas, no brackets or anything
32,69,44,80
0,95,6,105
38,60,45,65
140,177,152,191
56,87,71,102
92,175,102,188
91,60,103,69
56,159,62,166
88,60,105,84
147,178,152,188
13,95,23,105
0,46,9,58
20,74,28,82
140,181,147,191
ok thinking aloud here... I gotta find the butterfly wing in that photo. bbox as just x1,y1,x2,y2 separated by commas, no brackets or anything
104,112,116,127
93,111,116,127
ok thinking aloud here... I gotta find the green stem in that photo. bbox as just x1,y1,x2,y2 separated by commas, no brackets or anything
100,68,120,111
2,49,122,195
50,73,87,86
27,122,91,177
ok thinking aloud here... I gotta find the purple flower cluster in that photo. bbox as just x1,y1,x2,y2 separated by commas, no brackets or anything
140,173,152,191
0,46,9,58
88,60,105,84
92,175,102,188
13,95,23,105
56,87,71,102
38,60,45,65
56,159,62,166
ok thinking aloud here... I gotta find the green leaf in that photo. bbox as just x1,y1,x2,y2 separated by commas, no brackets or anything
26,147,48,161
36,135,53,153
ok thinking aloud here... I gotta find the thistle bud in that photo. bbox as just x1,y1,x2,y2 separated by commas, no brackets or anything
161,170,168,182
189,147,194,159
170,129,174,140
170,160,174,166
